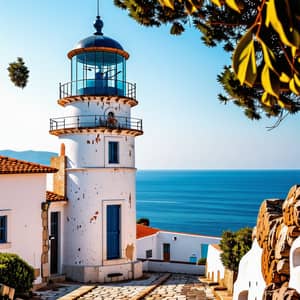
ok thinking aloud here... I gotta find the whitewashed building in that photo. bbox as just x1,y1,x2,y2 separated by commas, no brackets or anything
0,156,57,284
136,224,220,274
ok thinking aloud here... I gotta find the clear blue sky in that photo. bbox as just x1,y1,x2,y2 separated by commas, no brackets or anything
0,0,299,169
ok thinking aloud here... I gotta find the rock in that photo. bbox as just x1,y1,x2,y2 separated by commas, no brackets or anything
274,224,290,259
276,258,290,275
256,199,283,249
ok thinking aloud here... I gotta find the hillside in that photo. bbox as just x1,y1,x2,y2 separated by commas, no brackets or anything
0,150,57,166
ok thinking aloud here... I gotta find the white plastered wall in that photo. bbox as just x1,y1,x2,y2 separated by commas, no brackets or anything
156,231,220,262
63,168,137,267
289,236,300,293
136,234,158,259
206,244,225,282
0,173,46,283
233,239,266,300
60,134,135,169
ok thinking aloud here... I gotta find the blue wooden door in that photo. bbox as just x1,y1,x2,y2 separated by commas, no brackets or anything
107,205,120,259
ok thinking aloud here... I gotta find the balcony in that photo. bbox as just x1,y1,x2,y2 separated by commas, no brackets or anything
59,79,136,99
49,115,143,136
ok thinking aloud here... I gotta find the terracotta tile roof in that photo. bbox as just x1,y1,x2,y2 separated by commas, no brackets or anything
46,191,68,202
211,244,222,252
0,156,58,174
136,224,160,239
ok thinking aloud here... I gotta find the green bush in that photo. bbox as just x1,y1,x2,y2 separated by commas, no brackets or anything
0,253,35,294
197,257,207,265
220,227,252,272
136,218,150,226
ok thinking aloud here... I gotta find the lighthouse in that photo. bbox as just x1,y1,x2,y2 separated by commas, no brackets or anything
49,15,143,282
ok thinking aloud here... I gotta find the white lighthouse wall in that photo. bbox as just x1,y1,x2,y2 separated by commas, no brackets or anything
63,101,131,118
60,134,135,169
0,173,45,283
63,168,139,282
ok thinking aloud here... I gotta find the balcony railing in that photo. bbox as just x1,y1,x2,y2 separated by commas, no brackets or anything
50,115,143,132
59,79,136,99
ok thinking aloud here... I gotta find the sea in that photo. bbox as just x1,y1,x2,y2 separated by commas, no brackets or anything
136,170,300,237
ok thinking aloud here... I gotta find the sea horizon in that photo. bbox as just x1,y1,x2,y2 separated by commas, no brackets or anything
136,169,300,237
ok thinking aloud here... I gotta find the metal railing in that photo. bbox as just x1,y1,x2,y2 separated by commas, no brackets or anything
50,115,143,132
59,79,136,99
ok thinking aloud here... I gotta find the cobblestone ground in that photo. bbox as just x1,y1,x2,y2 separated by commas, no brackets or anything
34,284,81,300
34,273,215,300
78,273,162,300
143,274,215,300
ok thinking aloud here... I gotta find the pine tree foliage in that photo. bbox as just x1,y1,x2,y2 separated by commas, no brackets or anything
114,0,300,121
7,57,29,89
219,227,252,272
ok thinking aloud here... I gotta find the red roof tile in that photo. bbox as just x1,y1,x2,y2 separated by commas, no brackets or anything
46,191,67,202
136,224,159,239
0,156,57,174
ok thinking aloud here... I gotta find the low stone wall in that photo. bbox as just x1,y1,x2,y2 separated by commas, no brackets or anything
141,259,205,275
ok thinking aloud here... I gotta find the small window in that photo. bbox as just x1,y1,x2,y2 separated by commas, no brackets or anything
109,141,119,164
0,216,7,243
146,249,152,258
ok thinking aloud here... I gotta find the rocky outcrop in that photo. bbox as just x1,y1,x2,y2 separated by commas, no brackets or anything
256,185,300,299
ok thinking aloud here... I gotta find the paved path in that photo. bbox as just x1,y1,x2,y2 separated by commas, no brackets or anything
35,273,215,300
143,274,215,300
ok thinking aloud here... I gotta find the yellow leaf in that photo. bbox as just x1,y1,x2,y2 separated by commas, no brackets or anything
225,0,240,13
158,0,174,9
261,92,273,107
294,73,300,87
211,0,222,7
261,65,280,97
279,72,290,83
289,78,300,95
232,26,257,86
266,0,300,48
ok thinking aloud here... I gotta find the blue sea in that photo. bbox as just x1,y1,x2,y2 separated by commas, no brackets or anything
136,170,300,237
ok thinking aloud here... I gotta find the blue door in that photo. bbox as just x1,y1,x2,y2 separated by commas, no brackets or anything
107,205,120,259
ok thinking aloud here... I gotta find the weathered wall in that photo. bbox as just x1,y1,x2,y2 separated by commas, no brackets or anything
63,100,131,119
63,168,137,276
0,174,46,284
60,134,135,169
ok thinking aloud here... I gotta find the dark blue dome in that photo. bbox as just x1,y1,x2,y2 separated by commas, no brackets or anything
75,35,124,51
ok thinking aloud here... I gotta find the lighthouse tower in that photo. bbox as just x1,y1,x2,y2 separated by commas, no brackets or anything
49,16,143,282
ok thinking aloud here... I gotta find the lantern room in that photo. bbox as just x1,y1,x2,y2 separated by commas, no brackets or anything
61,16,134,99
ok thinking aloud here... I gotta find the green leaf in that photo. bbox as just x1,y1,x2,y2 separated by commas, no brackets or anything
232,26,257,86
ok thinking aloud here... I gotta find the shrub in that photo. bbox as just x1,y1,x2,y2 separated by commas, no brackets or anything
137,218,150,226
220,227,252,272
0,253,35,294
197,257,207,265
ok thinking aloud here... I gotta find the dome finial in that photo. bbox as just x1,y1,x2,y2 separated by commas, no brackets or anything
94,0,103,35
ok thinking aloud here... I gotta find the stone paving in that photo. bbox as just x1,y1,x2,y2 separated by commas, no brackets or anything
143,274,215,300
34,273,215,300
34,284,81,300
77,273,163,300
